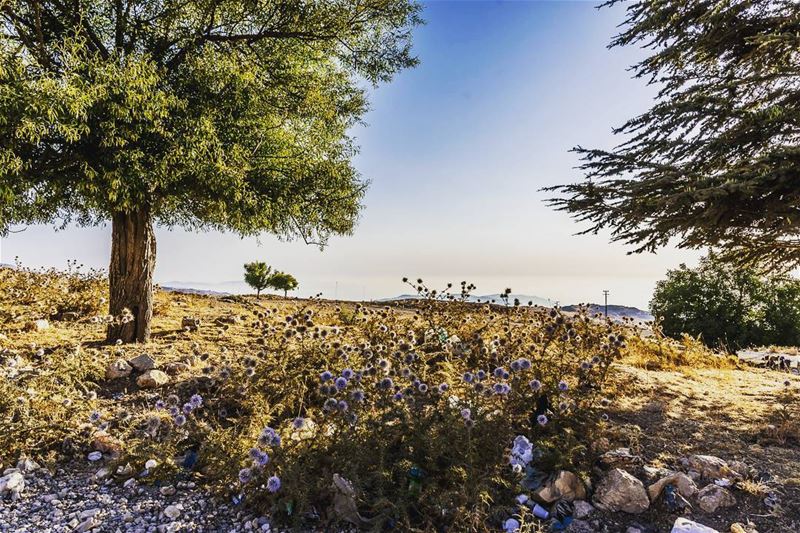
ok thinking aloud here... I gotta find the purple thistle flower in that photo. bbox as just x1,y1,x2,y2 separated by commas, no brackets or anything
558,381,568,391
377,358,389,369
437,383,449,393
378,377,394,390
254,451,270,467
266,475,281,493
249,447,262,461
580,361,591,370
173,414,187,426
168,406,180,416
292,417,305,429
335,377,348,390
320,371,333,382
392,392,404,401
460,408,472,420
341,368,354,379
510,360,521,372
493,367,505,378
189,394,203,408
337,400,349,412
476,370,487,381
89,411,101,423
238,467,253,484
401,367,412,378
462,372,474,383
154,400,165,410
418,383,429,393
502,371,510,380
529,379,542,391
351,390,365,402
537,414,548,426
519,358,531,370
323,398,338,412
182,403,194,415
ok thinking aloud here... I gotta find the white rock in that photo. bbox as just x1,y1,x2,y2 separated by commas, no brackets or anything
87,451,103,462
105,359,133,380
164,504,181,520
671,517,719,533
592,468,650,514
0,471,24,499
696,484,736,513
572,500,595,519
145,459,158,469
136,369,169,388
94,467,111,480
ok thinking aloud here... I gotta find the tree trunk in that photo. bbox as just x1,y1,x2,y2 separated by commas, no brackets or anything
106,208,156,343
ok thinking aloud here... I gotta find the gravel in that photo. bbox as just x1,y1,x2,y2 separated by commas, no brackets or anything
0,460,272,532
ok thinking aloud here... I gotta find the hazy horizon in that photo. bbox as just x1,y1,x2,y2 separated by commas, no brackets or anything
1,1,703,309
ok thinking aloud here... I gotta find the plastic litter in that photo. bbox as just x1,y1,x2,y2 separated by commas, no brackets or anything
531,503,549,519
670,517,719,533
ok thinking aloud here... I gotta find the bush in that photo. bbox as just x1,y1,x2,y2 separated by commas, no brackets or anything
650,254,800,350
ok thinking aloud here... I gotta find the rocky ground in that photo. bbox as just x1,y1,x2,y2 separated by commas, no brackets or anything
0,459,271,533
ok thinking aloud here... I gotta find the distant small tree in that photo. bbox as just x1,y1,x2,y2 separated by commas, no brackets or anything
243,262,272,298
651,254,800,349
268,272,299,297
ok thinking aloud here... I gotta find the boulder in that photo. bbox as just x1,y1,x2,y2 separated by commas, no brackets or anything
598,448,642,470
671,517,720,533
696,484,735,513
129,353,156,372
532,470,587,503
182,317,201,331
163,504,181,520
105,359,133,380
91,431,123,457
648,472,699,500
136,369,169,389
592,468,649,514
684,455,732,480
0,471,24,500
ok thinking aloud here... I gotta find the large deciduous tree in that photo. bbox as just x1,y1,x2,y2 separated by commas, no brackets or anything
0,0,421,342
547,0,800,270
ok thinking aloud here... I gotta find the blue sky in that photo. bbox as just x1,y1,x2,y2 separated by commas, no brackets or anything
2,1,701,308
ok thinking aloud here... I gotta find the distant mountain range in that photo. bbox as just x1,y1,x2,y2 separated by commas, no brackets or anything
382,293,653,322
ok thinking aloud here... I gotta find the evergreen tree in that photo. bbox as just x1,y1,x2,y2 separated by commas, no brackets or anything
268,271,298,297
548,1,800,270
0,0,421,342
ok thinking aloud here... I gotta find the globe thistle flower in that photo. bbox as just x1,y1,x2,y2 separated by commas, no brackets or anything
168,406,180,417
418,383,429,393
323,398,338,412
464,418,475,428
529,379,541,391
89,411,101,423
181,402,194,415
337,400,349,412
154,399,165,410
502,371,510,380
345,412,358,425
537,414,548,426
401,367,412,378
254,451,270,467
591,355,601,365
292,417,305,429
335,377,348,390
558,401,568,412
320,371,333,382
392,392,404,402
476,370,487,381
580,361,591,371
460,408,472,420
519,358,531,370
189,394,203,408
493,367,505,378
510,360,521,372
493,383,505,395
600,413,609,422
437,383,449,393
558,381,568,391
351,390,365,402
600,398,611,407
238,467,253,484
173,414,187,427
462,372,474,383
378,377,394,390
245,367,256,378
266,475,281,493
249,447,263,461
474,382,485,393
377,359,389,369
341,368,354,380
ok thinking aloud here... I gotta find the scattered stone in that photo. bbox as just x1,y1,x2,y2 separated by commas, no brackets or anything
572,500,595,519
626,527,643,533
0,471,24,500
532,470,587,503
91,431,123,456
26,319,50,331
94,467,111,481
684,455,733,480
86,451,103,462
163,504,181,520
592,468,650,514
16,456,40,472
182,317,201,331
74,516,100,532
331,474,367,525
671,517,719,533
129,353,156,372
145,459,158,470
137,369,170,388
696,484,736,513
647,471,698,500
164,361,190,375
105,358,133,380
215,314,241,325
160,485,177,496
58,311,81,322
565,519,596,533
598,448,642,470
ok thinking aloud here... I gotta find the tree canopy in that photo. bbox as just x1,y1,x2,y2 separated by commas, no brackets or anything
651,254,800,349
548,0,800,270
243,261,272,297
268,270,298,296
0,0,421,243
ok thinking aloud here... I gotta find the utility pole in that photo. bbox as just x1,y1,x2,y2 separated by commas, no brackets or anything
603,290,609,318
